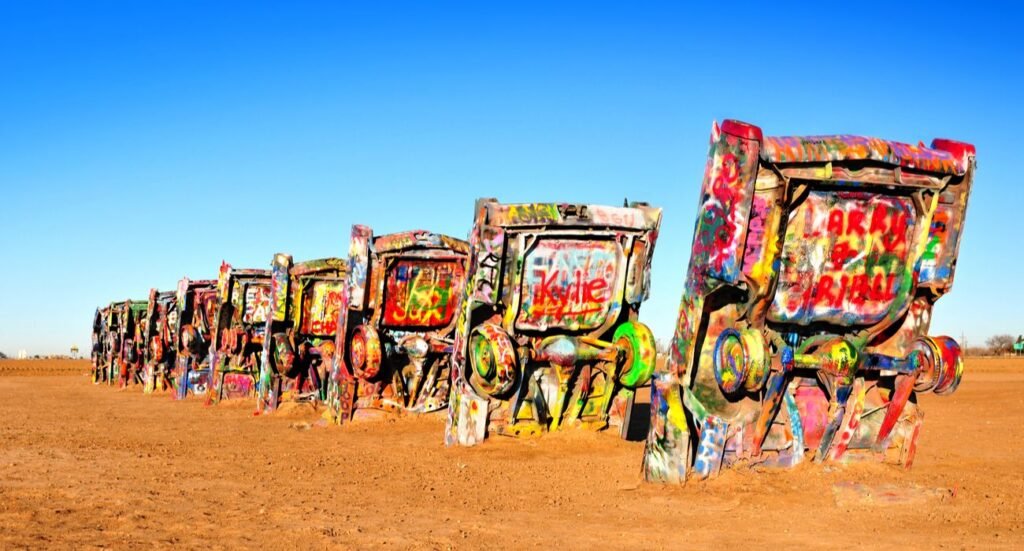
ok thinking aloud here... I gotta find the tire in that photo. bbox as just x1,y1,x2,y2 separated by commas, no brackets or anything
614,321,657,389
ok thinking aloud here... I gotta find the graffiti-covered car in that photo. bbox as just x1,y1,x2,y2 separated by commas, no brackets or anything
207,262,272,404
446,199,663,446
329,225,469,423
114,299,149,387
94,300,146,386
643,120,976,482
100,302,124,385
91,305,112,384
171,278,218,399
141,288,178,394
256,255,347,412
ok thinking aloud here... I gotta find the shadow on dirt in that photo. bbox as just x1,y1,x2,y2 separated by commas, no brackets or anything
624,398,650,441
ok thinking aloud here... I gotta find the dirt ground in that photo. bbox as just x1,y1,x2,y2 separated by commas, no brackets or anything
1,358,1022,549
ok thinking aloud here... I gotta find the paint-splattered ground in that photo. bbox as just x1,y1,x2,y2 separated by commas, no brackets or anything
1,358,1022,549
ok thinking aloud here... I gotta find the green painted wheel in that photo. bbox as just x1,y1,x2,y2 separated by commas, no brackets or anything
614,321,657,388
467,323,518,398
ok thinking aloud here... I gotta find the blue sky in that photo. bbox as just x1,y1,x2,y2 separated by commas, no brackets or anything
1,1,1020,355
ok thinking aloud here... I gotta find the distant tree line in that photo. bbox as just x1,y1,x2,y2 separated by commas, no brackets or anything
0,352,81,360
978,334,1021,356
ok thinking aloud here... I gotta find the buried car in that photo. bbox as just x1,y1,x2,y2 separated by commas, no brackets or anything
114,299,149,387
99,302,125,385
206,262,272,404
328,225,469,423
643,120,975,482
93,300,147,386
256,254,347,413
141,288,178,394
445,199,663,446
91,305,113,384
171,278,218,399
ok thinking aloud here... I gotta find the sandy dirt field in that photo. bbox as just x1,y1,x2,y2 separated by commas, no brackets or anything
1,358,1022,549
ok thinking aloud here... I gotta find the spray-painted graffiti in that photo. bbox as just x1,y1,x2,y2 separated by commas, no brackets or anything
243,285,271,324
301,281,346,336
770,192,916,326
505,203,559,225
589,205,644,228
762,135,965,175
517,239,618,331
383,260,464,328
643,119,976,484
470,228,504,304
918,203,963,284
348,229,371,309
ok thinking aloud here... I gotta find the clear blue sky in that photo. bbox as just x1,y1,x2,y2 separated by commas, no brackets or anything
1,1,1020,355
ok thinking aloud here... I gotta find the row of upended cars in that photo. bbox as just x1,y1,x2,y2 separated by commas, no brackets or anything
92,120,976,482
